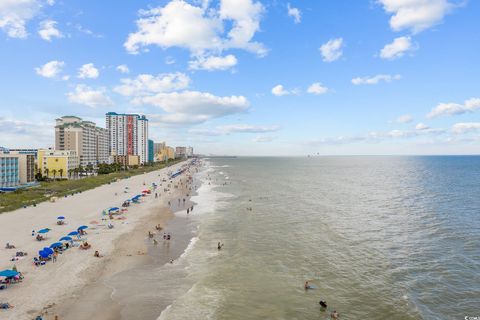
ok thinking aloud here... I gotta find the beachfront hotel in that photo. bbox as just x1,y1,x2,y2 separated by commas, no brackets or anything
37,149,80,179
55,116,109,167
0,147,36,189
106,112,149,164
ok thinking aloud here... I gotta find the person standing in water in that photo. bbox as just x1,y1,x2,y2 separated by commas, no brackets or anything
217,242,224,250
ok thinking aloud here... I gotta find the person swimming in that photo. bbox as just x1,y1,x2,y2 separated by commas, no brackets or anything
331,310,339,319
319,300,327,308
304,281,310,290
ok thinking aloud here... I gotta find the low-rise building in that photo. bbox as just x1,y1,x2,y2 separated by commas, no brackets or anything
38,149,80,179
0,147,36,188
110,154,140,167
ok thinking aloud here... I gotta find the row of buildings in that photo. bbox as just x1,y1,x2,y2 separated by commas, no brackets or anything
0,112,194,189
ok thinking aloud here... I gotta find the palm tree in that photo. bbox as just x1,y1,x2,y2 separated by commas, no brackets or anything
52,169,57,180
73,168,79,180
59,168,64,179
44,168,49,179
68,169,73,179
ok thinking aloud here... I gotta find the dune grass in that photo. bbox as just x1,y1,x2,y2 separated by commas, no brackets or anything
0,159,183,214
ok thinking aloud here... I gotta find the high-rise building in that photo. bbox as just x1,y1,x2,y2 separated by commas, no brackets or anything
106,112,149,164
55,116,109,167
154,142,166,155
175,146,187,159
148,139,154,163
1,147,36,188
186,147,194,157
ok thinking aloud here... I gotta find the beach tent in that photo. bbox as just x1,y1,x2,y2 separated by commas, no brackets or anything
0,270,19,278
77,226,88,231
68,231,79,236
38,228,50,234
59,236,72,241
50,242,63,248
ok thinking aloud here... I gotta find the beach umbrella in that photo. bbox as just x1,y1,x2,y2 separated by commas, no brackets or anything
77,225,88,230
108,207,119,212
38,228,50,234
43,247,54,254
68,231,79,236
57,216,65,220
59,236,72,241
0,269,19,278
50,242,63,248
39,250,50,258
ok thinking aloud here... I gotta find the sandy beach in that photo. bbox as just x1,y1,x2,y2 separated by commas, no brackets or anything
0,160,197,320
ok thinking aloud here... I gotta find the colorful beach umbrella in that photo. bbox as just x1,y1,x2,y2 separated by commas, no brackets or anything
43,247,54,255
57,216,65,220
68,231,79,236
59,236,72,241
77,225,88,230
108,207,119,212
50,242,63,248
38,228,50,234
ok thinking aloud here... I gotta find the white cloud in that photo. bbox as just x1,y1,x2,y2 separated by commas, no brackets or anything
253,135,276,142
189,54,237,71
307,82,328,95
165,56,176,65
116,64,130,74
378,0,453,34
319,38,343,62
218,124,279,133
66,84,113,107
124,0,266,57
35,60,64,78
451,122,480,134
352,74,401,85
189,124,279,136
271,84,290,96
38,19,62,41
77,63,100,79
380,36,413,60
427,98,480,118
415,123,429,130
0,0,41,38
395,114,413,123
287,3,301,24
134,90,249,124
114,72,190,97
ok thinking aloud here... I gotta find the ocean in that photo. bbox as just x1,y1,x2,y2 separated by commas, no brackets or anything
120,157,480,320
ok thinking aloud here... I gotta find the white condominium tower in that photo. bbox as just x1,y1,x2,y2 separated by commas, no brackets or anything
55,116,109,167
106,112,149,164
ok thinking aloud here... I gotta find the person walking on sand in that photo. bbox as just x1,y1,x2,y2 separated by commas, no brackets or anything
191,205,194,212
187,208,190,214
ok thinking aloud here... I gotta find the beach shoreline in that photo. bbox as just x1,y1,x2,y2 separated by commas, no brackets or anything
0,160,200,320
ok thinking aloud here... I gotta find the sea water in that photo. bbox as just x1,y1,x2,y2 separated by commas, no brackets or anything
116,157,480,320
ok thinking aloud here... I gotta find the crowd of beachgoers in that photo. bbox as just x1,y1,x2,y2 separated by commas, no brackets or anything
0,159,201,320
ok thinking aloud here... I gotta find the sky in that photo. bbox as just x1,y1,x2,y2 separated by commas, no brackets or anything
0,0,479,156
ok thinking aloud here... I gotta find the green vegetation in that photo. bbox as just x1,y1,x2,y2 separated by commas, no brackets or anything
0,159,182,214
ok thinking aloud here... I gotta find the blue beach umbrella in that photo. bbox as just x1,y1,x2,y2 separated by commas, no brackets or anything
77,225,88,230
38,228,50,234
68,231,79,236
57,216,65,220
43,247,54,254
59,236,72,241
39,250,50,258
50,242,63,248
0,269,19,278
108,207,119,212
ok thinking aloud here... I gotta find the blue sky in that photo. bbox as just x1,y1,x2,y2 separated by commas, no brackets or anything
0,0,479,155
